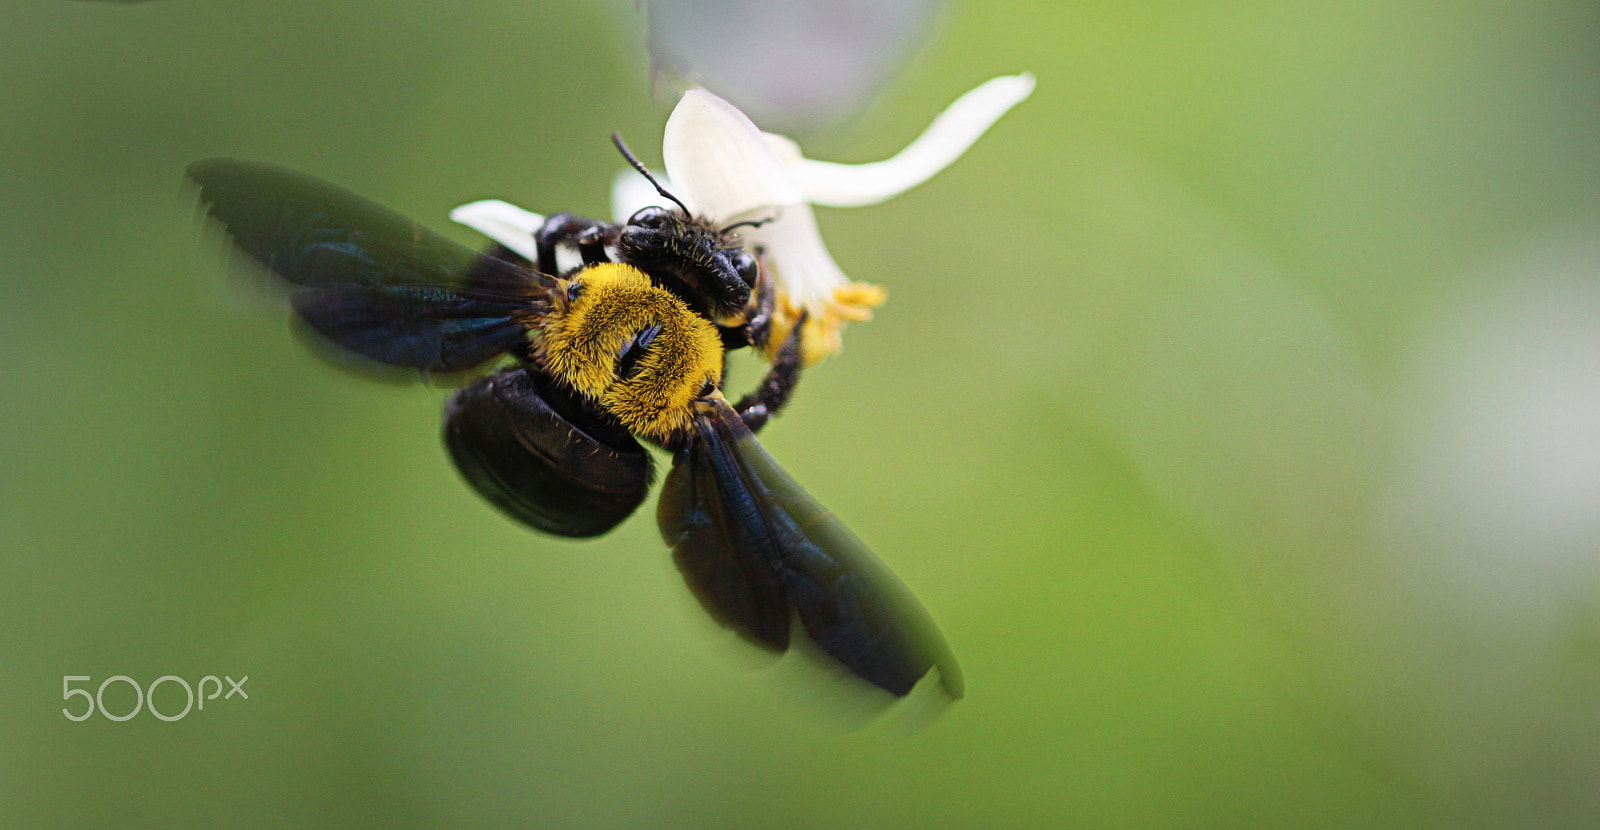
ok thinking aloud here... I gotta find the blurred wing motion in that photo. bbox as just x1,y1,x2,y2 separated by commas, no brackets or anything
187,158,546,376
659,397,963,698
444,367,655,539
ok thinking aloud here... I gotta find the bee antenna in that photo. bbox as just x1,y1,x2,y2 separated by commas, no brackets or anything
612,133,692,216
720,216,774,234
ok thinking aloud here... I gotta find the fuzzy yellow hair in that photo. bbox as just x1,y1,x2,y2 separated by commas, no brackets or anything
540,263,722,442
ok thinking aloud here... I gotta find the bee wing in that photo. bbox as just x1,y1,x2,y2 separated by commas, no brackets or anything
657,413,793,652
284,283,528,377
188,158,545,376
444,367,654,538
659,399,963,698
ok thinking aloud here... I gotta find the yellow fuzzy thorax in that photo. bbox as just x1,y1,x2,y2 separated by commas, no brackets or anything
540,263,723,442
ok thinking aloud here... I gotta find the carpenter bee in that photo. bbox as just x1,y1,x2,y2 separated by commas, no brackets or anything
186,156,962,699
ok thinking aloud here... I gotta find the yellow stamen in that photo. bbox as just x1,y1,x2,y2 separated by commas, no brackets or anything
764,281,887,366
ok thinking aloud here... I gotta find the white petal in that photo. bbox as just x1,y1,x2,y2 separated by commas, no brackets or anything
663,89,803,221
449,200,545,261
745,203,848,306
786,72,1036,207
609,169,673,224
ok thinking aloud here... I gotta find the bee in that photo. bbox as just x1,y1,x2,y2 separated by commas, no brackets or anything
187,155,962,699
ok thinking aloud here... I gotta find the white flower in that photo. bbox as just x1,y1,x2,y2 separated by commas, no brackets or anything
623,73,1034,364
455,73,1036,365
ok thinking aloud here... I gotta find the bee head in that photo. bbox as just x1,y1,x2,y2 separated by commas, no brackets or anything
610,133,757,319
616,206,755,317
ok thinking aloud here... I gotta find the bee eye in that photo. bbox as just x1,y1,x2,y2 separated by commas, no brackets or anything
732,251,758,288
627,206,670,229
615,323,661,381
565,280,585,304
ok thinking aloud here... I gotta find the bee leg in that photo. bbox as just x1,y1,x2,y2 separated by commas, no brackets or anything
715,251,778,352
718,324,751,352
535,213,622,274
743,253,777,351
734,311,806,434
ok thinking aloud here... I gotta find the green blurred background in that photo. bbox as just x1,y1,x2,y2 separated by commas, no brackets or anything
6,1,1600,827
